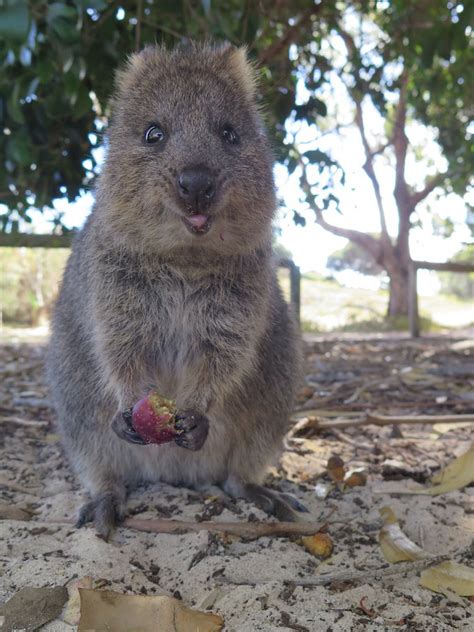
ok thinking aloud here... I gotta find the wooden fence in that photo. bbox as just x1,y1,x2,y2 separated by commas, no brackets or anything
409,260,474,337
3,234,473,335
0,233,302,324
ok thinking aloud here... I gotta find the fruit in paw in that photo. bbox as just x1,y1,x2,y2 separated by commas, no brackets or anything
130,392,178,444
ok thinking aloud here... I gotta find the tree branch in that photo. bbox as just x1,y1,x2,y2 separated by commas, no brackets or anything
409,173,446,207
314,208,383,264
354,100,391,241
297,157,384,264
392,71,411,214
337,26,391,242
258,5,323,65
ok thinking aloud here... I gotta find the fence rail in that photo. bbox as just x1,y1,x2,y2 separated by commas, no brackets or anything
0,233,302,324
409,259,474,337
3,233,471,336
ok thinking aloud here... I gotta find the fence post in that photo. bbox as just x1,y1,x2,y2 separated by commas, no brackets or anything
289,261,301,326
408,262,419,338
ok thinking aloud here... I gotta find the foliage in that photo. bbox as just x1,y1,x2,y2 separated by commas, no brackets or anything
0,0,340,230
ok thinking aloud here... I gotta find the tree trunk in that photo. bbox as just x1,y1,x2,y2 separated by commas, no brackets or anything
387,265,409,317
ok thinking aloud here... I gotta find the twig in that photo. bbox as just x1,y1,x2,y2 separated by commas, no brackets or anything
366,412,474,426
217,554,450,587
0,416,48,428
122,516,331,540
291,412,474,432
258,5,322,65
35,514,334,539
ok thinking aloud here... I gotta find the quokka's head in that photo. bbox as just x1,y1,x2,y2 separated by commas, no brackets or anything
97,43,276,255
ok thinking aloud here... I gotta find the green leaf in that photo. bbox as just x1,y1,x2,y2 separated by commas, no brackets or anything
8,82,25,124
71,84,92,119
75,0,108,10
6,131,32,165
0,0,30,43
47,2,80,42
303,150,328,164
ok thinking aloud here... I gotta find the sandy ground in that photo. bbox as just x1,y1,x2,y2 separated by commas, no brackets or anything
0,329,473,631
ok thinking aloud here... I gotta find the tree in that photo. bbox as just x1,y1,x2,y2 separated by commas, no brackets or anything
285,1,473,316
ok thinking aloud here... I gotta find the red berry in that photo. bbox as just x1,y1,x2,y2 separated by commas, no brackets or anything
131,392,178,444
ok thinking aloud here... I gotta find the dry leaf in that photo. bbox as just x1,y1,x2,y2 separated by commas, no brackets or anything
301,533,334,559
327,455,345,483
430,444,474,485
0,586,68,632
409,443,474,495
61,577,94,625
78,589,224,632
420,561,474,596
344,469,367,488
374,444,474,496
379,507,426,563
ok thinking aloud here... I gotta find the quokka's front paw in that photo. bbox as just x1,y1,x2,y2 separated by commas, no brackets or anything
111,409,147,445
174,410,209,451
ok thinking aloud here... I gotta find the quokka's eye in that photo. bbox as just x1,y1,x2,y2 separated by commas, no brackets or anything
221,125,239,145
144,124,166,144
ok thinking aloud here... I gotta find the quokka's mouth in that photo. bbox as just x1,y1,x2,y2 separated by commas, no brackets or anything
181,214,214,236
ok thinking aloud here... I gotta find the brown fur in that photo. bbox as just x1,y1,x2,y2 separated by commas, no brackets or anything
47,43,302,537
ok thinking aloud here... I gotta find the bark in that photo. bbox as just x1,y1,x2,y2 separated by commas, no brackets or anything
386,264,409,317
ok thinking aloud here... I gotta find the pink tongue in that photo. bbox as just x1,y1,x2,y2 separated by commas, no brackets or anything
187,214,209,229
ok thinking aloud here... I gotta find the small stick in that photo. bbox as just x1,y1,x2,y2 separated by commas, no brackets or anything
16,512,334,540
217,554,450,586
0,416,49,428
366,412,474,426
291,413,474,431
122,516,331,540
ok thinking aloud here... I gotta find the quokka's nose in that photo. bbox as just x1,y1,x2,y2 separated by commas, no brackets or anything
177,166,216,210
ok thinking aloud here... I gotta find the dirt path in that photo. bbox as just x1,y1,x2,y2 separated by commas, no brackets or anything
0,330,473,630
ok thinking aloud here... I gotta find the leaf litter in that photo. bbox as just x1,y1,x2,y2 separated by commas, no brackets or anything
1,330,473,630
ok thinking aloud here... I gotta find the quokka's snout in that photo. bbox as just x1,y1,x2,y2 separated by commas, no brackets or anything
177,164,216,213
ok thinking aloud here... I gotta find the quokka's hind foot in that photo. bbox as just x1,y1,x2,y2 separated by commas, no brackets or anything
223,478,310,522
76,490,125,541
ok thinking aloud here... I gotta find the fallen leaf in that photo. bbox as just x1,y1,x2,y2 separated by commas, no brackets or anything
78,589,224,632
379,507,426,563
0,586,68,631
61,577,94,626
301,533,334,559
327,455,345,483
420,561,474,596
344,469,367,488
429,443,474,486
374,444,474,496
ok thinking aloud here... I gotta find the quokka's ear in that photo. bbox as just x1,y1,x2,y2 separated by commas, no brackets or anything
113,45,159,95
219,44,258,100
